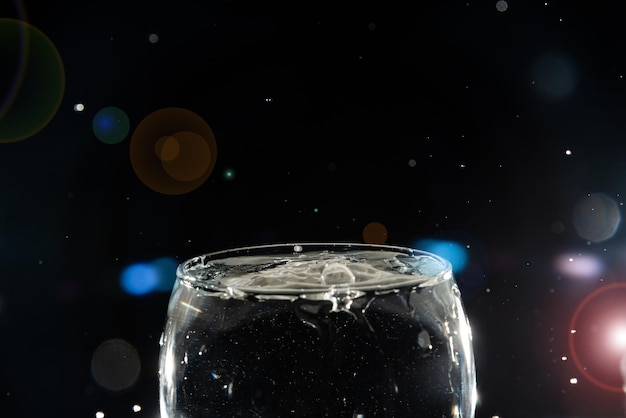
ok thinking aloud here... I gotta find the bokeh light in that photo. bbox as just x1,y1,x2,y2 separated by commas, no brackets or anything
554,253,604,280
160,132,212,182
91,339,141,392
569,283,626,393
531,52,578,101
572,192,621,243
607,323,626,351
151,256,178,292
223,168,235,180
0,18,65,143
120,263,158,295
120,256,177,295
130,107,217,195
362,221,388,244
495,1,508,12
92,106,130,144
413,238,469,272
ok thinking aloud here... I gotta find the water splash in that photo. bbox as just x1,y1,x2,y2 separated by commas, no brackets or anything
321,262,356,285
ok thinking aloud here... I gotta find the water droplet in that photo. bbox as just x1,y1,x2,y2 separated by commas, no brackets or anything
418,329,432,350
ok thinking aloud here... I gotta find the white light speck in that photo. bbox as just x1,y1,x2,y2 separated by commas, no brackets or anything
96,412,105,418
565,149,572,156
74,103,85,112
408,159,416,167
562,356,568,361
570,377,578,384
265,97,273,102
132,404,142,413
148,33,159,43
571,329,577,334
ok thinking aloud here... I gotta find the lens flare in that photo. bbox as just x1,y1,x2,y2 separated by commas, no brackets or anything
92,106,130,144
362,221,388,244
531,52,578,101
120,263,158,295
130,107,217,195
608,323,626,351
0,18,65,143
554,253,604,280
495,1,508,12
572,193,621,243
91,339,141,392
120,256,178,295
414,238,468,272
569,283,626,393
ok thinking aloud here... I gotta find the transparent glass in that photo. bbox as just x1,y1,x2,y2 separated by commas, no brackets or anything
159,243,477,417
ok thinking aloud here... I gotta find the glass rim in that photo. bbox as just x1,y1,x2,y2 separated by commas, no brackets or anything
176,242,453,294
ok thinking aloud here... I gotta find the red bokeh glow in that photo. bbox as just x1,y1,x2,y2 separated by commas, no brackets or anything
569,283,626,393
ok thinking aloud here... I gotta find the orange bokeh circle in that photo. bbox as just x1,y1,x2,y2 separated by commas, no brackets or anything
362,221,388,244
130,108,217,195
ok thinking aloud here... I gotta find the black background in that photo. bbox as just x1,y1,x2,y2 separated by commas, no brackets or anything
2,0,626,416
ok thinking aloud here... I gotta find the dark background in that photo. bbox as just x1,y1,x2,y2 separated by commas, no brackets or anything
2,0,626,416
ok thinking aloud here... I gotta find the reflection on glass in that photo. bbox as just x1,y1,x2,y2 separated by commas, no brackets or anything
159,243,476,417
